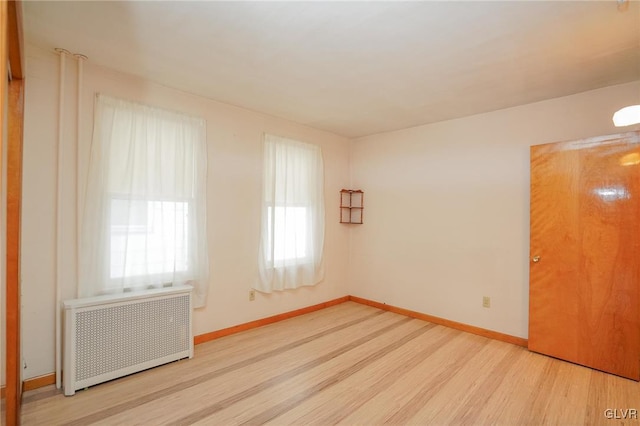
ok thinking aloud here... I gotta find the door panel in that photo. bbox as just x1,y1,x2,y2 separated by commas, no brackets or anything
529,132,640,380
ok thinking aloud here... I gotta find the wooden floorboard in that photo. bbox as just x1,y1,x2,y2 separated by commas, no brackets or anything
21,302,640,425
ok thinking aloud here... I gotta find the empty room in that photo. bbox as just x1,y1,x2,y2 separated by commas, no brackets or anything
2,0,640,424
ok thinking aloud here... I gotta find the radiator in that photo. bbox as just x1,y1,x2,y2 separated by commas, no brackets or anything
63,285,193,396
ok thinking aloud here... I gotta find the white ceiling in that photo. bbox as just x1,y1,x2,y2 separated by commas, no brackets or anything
23,1,640,138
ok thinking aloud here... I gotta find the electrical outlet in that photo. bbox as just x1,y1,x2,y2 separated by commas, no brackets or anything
249,289,256,301
482,296,491,308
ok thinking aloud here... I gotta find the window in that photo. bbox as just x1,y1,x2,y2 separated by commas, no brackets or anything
109,198,190,282
256,134,325,292
267,206,308,262
80,94,209,307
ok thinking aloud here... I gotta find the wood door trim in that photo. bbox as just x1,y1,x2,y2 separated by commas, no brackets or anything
0,0,5,406
7,0,23,79
6,76,24,426
4,1,25,424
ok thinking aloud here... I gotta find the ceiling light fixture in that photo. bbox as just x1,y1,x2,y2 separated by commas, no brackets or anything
613,105,640,127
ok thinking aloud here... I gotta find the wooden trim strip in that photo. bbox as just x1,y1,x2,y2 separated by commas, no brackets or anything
0,377,53,399
349,295,528,347
60,308,386,426
194,296,349,345
169,316,416,425
7,0,24,79
22,373,56,392
0,0,6,407
6,71,25,426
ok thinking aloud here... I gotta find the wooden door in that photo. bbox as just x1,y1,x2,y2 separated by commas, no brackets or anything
529,132,640,381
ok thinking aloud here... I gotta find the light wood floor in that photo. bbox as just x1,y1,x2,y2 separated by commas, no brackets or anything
21,302,640,425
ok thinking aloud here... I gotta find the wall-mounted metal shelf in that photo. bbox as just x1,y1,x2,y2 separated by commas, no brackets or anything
340,189,364,224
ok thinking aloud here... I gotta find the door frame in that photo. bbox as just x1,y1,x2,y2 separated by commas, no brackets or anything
3,0,25,424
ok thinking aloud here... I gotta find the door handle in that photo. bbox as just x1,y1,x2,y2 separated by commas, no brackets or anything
532,255,541,263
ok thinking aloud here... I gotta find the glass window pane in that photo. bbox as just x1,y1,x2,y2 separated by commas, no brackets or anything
110,199,190,280
267,206,308,262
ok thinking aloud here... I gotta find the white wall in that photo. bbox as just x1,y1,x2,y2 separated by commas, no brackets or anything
21,44,351,380
348,81,640,339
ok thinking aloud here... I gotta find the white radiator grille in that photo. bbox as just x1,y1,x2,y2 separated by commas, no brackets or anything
64,286,193,396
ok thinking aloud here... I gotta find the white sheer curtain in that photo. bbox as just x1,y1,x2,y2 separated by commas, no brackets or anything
80,94,209,307
256,134,325,292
